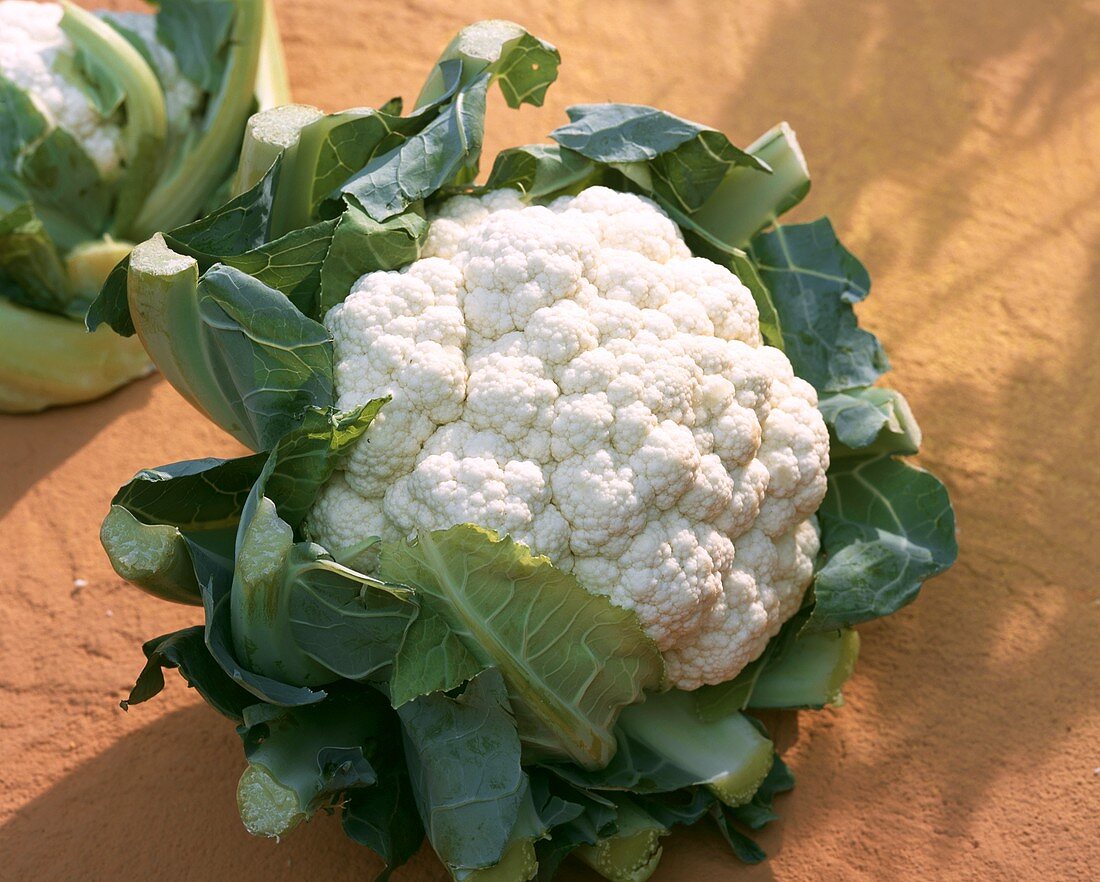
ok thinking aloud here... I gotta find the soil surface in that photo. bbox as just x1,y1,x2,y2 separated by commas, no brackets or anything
1,1,1098,880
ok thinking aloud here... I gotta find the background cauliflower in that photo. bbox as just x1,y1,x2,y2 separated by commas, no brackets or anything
0,0,123,173
308,186,830,689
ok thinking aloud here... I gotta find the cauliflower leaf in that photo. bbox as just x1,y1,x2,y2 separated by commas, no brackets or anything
381,525,664,769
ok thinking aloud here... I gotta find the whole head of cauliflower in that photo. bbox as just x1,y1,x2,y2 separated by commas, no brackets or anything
307,186,829,690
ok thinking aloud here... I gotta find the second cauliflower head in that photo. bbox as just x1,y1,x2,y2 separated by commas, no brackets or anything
307,186,829,690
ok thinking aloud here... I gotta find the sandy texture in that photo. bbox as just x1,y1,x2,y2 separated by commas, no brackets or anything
1,0,1098,879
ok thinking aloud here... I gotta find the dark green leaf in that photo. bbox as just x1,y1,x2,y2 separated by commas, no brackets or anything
486,30,560,108
810,455,958,631
728,754,794,830
343,759,425,881
222,220,338,318
19,127,112,250
398,668,528,873
389,605,485,708
483,144,602,201
68,41,126,117
552,103,768,213
202,574,327,707
121,625,254,720
633,788,716,830
237,690,390,836
0,74,48,170
155,0,235,91
342,74,491,220
112,455,264,532
414,21,560,111
710,804,767,864
288,563,416,682
751,218,888,393
318,207,427,315
165,157,282,257
263,402,388,528
180,262,334,451
85,255,133,334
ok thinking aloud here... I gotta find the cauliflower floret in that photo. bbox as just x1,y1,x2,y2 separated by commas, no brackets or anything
308,186,830,689
0,1,122,173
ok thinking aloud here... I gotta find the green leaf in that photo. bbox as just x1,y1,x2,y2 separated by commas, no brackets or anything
229,402,411,687
111,455,265,533
727,753,794,831
192,265,335,448
287,561,416,683
483,144,602,201
164,155,283,256
707,751,794,865
342,71,492,221
398,668,529,874
236,689,390,837
818,386,922,458
532,778,617,881
203,573,326,707
262,402,389,528
632,788,716,831
380,525,663,769
414,20,560,111
64,43,125,117
389,604,485,707
18,126,112,250
126,237,335,451
341,23,560,221
84,254,133,335
318,207,427,315
552,103,768,213
131,0,270,237
710,805,767,864
342,745,425,880
154,0,236,92
748,629,860,709
121,625,254,720
297,108,428,225
750,218,889,393
809,455,958,631
222,220,338,320
0,201,72,314
0,74,48,170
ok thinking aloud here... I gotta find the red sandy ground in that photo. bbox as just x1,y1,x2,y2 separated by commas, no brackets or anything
1,1,1098,879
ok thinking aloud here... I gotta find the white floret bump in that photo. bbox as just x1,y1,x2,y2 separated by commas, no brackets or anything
308,186,830,689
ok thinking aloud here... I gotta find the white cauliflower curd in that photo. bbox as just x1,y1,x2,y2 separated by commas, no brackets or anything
307,186,830,689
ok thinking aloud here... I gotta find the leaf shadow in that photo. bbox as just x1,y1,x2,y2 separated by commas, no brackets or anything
0,375,155,518
0,702,447,882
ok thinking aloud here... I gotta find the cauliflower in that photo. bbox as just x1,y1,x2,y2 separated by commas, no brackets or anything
308,187,829,690
0,0,123,173
0,2,206,176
